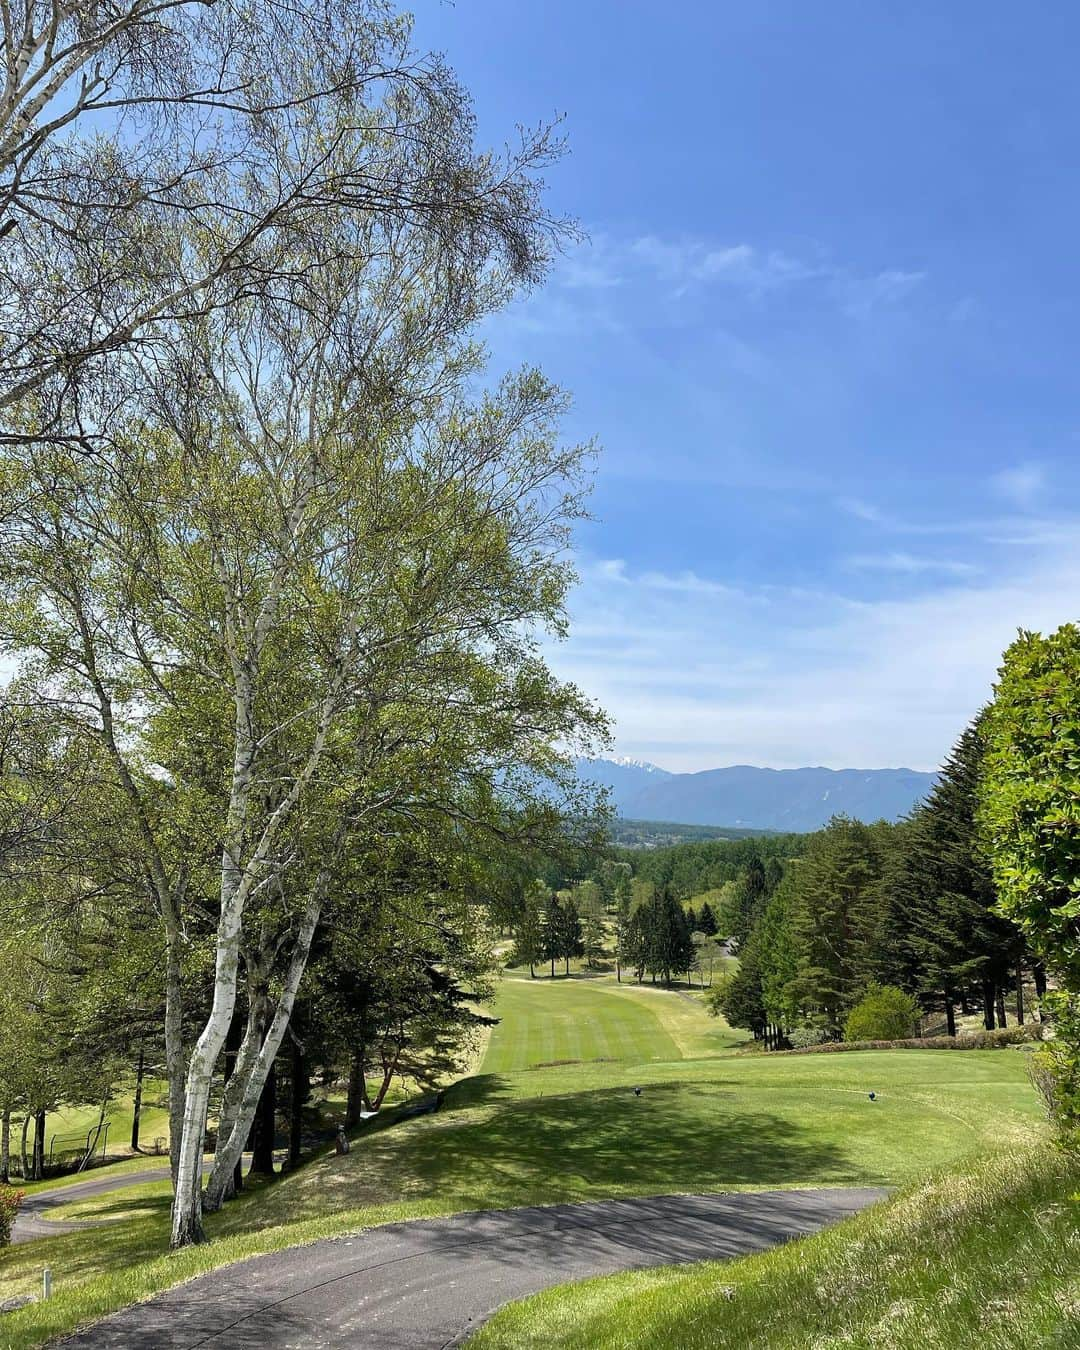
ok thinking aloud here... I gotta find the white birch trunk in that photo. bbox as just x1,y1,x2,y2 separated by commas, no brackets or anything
203,886,324,1210
169,885,244,1246
165,933,186,1186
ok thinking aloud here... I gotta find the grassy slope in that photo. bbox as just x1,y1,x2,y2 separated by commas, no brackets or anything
8,1084,172,1170
468,1145,1080,1350
480,972,746,1072
0,976,1044,1348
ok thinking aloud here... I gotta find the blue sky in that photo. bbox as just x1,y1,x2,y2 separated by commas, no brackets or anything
413,0,1080,772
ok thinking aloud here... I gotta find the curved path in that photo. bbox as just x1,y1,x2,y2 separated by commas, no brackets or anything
12,1167,174,1244
61,1187,886,1348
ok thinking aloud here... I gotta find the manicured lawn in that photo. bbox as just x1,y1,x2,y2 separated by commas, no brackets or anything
7,1081,172,1176
480,972,746,1072
467,1144,1080,1349
0,973,1045,1350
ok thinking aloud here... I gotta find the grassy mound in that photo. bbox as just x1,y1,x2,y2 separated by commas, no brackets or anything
468,1145,1080,1349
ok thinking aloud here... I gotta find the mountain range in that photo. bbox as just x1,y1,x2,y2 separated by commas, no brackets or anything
576,756,936,834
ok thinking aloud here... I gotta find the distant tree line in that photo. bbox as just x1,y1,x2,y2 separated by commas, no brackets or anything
706,715,1038,1047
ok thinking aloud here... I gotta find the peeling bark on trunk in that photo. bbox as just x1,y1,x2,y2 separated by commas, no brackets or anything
222,1008,245,1197
19,1112,29,1179
1,1108,9,1181
164,927,186,1189
170,888,244,1246
203,886,323,1211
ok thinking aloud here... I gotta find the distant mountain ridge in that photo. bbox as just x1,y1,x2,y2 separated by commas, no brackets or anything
576,757,936,833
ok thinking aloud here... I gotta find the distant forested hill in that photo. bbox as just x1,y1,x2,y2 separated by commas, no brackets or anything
607,818,776,848
577,757,935,833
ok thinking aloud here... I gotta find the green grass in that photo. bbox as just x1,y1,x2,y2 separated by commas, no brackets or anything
7,1081,172,1176
0,976,1046,1349
467,1144,1080,1350
480,973,746,1072
9,1154,172,1199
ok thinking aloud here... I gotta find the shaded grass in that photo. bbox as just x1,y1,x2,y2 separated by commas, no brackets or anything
467,1144,1080,1350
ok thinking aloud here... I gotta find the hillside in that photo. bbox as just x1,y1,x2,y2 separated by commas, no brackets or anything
578,758,936,832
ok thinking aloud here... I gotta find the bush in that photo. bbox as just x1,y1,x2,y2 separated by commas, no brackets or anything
788,1025,827,1049
845,984,920,1042
782,1024,1042,1054
1028,992,1080,1146
0,1186,23,1247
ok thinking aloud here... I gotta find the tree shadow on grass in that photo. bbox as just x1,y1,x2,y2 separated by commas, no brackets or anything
405,1080,864,1205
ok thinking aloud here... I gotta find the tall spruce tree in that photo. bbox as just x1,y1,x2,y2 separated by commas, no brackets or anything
725,856,769,951
577,881,606,969
614,889,633,983
513,884,547,978
787,817,888,1037
757,876,800,1038
711,927,767,1039
558,896,584,975
541,892,563,979
891,715,1025,1032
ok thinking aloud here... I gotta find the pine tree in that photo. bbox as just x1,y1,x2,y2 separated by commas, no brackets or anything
787,817,887,1037
614,889,633,983
512,883,546,978
558,896,584,975
648,886,694,984
725,856,768,951
577,881,606,969
889,715,1024,1032
697,900,719,936
710,927,767,1038
757,878,800,1035
540,891,563,978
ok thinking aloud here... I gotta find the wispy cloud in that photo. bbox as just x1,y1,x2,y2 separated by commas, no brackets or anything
845,551,978,576
546,232,924,311
991,461,1046,510
841,268,927,317
550,530,1080,773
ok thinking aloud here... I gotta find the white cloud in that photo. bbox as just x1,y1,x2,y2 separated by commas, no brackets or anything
550,528,1080,773
547,233,911,307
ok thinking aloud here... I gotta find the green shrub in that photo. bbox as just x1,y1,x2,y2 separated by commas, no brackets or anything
783,1024,1041,1054
845,985,920,1042
788,1025,827,1049
0,1185,23,1247
1027,992,1080,1146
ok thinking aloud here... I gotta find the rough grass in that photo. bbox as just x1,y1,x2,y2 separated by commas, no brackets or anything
467,1145,1080,1349
0,977,1045,1349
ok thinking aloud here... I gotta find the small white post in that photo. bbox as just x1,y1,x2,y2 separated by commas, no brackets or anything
42,1267,52,1300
